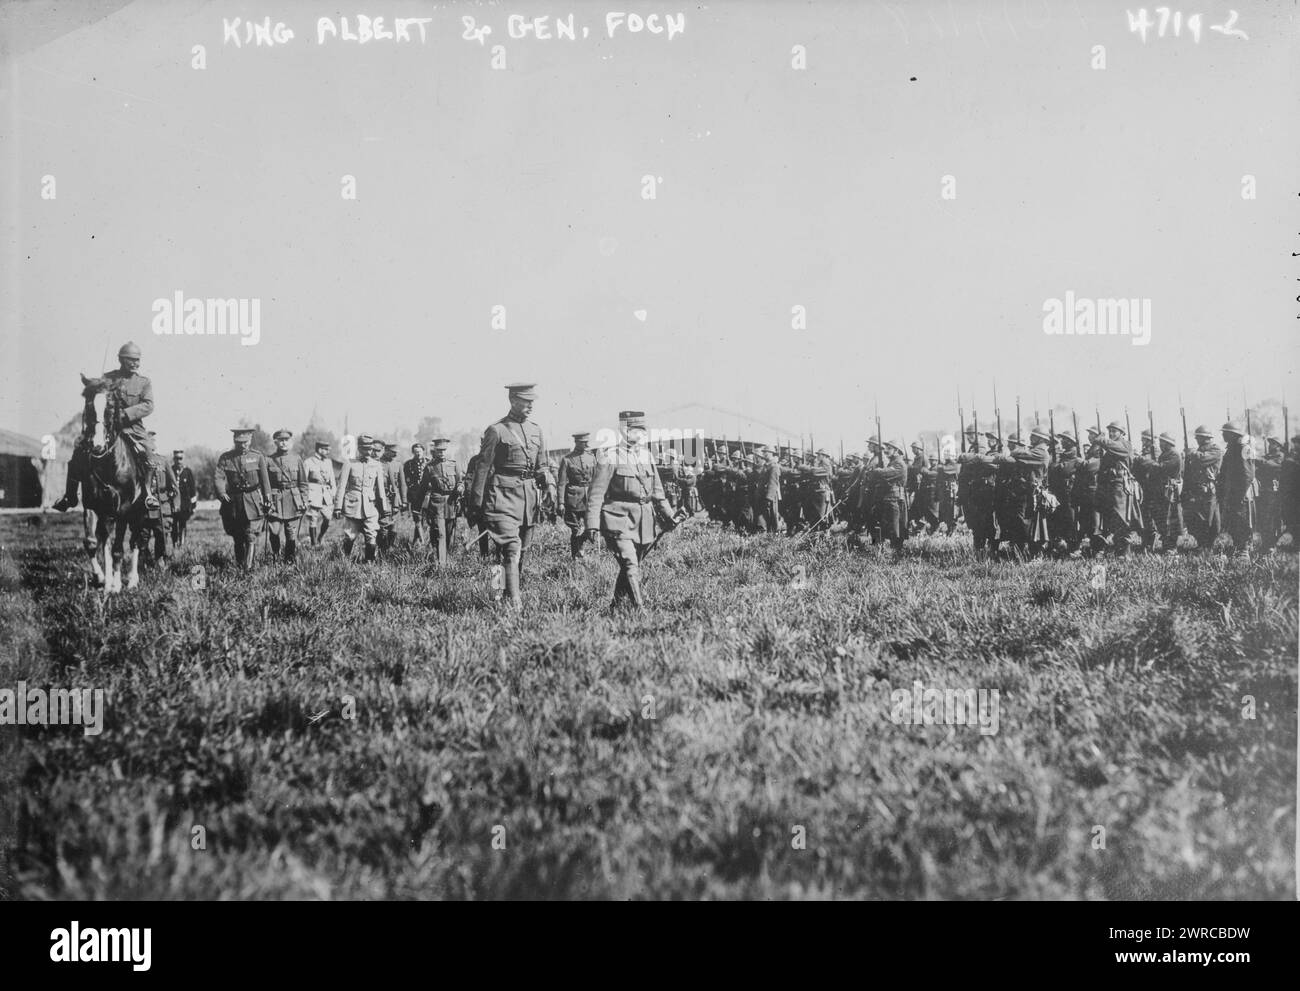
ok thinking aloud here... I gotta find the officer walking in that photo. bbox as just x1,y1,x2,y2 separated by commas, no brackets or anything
556,431,598,558
303,440,336,547
213,427,272,570
468,384,555,610
334,434,390,563
584,411,679,611
265,429,309,563
403,443,430,545
170,449,197,549
138,432,177,568
421,438,462,566
378,441,406,552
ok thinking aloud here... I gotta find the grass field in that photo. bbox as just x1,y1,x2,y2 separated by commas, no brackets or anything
1,510,1295,899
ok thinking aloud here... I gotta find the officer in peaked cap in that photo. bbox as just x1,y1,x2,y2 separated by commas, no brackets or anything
265,429,308,564
556,431,598,559
421,437,463,566
137,430,176,567
377,441,405,552
170,448,198,548
213,427,272,570
303,439,336,547
469,383,555,610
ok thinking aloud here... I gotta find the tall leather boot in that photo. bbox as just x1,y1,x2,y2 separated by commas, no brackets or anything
626,568,646,611
503,554,523,611
364,542,377,564
284,536,297,564
268,532,281,561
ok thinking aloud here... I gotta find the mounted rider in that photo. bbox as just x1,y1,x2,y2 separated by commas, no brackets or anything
54,340,155,511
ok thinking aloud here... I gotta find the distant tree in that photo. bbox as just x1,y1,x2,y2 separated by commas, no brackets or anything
451,428,481,468
414,416,444,448
186,445,219,499
295,417,338,459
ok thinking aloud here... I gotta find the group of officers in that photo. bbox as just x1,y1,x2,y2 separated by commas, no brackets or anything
53,343,1300,610
688,420,1299,560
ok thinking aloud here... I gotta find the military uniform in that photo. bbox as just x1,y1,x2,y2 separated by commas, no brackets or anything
265,430,309,563
137,438,177,566
1047,434,1080,552
997,433,1051,557
556,433,598,558
468,384,555,609
303,444,337,546
802,453,834,532
170,451,198,548
1181,430,1223,549
584,412,677,610
912,458,939,534
214,428,272,570
865,444,909,551
1095,424,1142,555
465,452,492,559
1255,440,1285,549
935,457,960,534
403,447,430,544
958,436,1000,553
676,459,702,516
1217,424,1255,554
377,443,406,552
56,341,154,511
1136,435,1184,551
1072,433,1103,552
334,435,390,562
1279,437,1300,548
753,448,782,533
421,439,462,566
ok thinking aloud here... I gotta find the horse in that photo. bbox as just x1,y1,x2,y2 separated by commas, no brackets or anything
81,385,146,592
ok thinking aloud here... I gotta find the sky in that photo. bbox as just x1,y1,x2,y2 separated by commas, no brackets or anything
2,0,1297,455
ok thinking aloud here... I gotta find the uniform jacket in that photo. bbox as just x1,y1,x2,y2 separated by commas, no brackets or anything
1182,443,1223,503
403,456,429,506
173,464,198,514
83,369,154,451
755,461,782,502
420,457,462,518
470,415,552,525
1048,450,1080,503
866,459,909,503
585,444,673,543
556,449,598,513
335,457,390,520
143,455,178,520
266,451,309,519
1218,439,1255,507
214,447,271,521
382,458,406,513
303,454,336,509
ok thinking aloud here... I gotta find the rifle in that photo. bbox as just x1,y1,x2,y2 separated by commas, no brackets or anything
1243,387,1251,441
993,380,1003,449
1071,409,1080,454
1179,391,1190,453
1146,395,1155,455
1125,406,1132,447
874,401,884,467
1285,392,1290,455
1048,408,1057,458
1094,405,1102,439
958,391,966,454
972,402,981,453
1016,394,1022,442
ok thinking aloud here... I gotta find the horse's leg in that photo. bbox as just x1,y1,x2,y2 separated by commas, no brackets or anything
90,512,107,585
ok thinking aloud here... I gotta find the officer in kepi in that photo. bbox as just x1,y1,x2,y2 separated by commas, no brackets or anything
55,340,154,511
265,428,309,563
584,411,682,612
213,427,272,571
334,433,390,562
303,440,336,547
420,437,462,566
556,431,597,558
468,383,555,610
